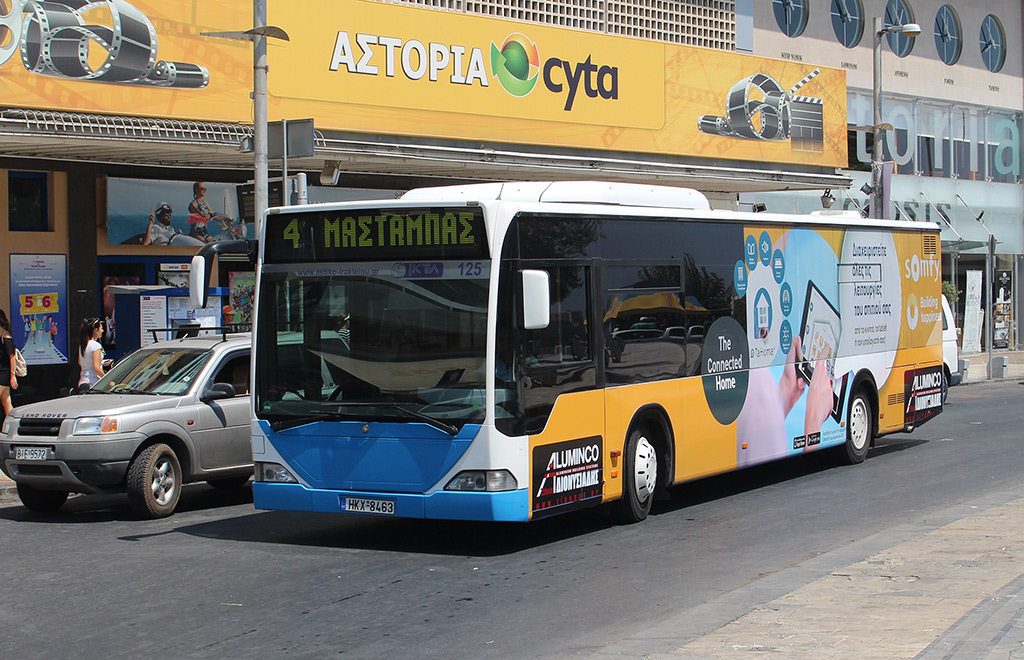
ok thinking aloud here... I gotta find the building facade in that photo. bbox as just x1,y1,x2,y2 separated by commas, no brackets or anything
744,0,1023,351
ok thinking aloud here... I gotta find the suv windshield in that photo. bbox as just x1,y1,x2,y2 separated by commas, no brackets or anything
91,347,212,395
255,261,488,428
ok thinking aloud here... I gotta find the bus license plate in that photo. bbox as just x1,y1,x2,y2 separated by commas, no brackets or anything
342,497,395,515
15,446,47,461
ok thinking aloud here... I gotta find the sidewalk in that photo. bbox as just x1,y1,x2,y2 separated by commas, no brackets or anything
961,348,1024,382
0,470,15,504
600,488,1024,660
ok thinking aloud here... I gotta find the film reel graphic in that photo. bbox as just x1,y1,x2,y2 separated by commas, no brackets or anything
699,68,822,144
0,0,208,88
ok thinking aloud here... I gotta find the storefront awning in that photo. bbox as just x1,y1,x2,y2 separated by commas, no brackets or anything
0,108,851,194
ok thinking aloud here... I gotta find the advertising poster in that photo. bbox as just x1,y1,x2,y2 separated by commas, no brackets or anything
531,436,603,519
963,270,982,353
269,0,847,168
107,178,247,247
730,226,943,465
9,254,69,366
226,272,256,329
994,269,1012,349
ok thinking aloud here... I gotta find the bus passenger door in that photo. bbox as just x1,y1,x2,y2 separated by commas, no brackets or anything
521,264,603,438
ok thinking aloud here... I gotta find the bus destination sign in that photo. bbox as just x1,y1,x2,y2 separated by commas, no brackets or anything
264,207,487,263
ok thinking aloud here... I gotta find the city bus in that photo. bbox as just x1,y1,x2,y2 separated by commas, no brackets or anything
191,181,944,523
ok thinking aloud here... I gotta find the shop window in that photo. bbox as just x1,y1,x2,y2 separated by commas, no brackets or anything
8,171,50,232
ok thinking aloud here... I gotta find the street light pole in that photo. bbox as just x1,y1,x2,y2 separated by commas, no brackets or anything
254,0,269,235
870,17,920,219
871,17,884,220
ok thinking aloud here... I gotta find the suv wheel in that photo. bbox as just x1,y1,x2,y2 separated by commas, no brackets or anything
127,443,182,518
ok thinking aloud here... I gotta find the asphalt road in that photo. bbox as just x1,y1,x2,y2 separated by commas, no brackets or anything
2,380,1022,660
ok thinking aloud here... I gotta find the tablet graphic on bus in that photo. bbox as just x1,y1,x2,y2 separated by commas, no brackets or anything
796,280,840,385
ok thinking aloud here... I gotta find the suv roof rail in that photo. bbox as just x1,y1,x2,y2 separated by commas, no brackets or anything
148,325,250,343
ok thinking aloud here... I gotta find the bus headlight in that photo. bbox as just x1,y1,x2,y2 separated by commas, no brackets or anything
73,416,120,435
445,470,517,492
256,462,298,483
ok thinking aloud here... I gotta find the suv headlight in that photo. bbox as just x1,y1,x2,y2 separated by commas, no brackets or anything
73,416,120,435
445,470,517,492
0,416,13,436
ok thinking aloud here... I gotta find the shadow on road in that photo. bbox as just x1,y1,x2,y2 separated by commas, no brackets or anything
0,432,937,555
0,482,255,523
167,441,934,556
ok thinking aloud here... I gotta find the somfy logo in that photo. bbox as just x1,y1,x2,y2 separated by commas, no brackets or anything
698,68,822,147
489,33,539,97
0,0,209,88
906,293,919,330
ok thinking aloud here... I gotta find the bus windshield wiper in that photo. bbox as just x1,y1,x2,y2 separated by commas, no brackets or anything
328,402,460,436
261,410,361,432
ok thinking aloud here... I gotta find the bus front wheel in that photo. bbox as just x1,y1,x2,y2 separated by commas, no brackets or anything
614,426,658,523
843,390,873,465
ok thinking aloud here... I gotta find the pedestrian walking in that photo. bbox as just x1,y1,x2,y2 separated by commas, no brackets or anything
78,318,106,388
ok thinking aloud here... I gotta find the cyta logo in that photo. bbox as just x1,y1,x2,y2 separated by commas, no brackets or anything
490,33,539,97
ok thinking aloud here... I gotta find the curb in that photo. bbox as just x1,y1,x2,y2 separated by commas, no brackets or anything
0,478,18,505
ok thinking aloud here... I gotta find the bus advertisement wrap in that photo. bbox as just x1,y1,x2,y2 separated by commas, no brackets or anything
530,221,942,512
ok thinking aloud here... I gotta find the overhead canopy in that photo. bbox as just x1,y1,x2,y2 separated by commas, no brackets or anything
0,108,851,194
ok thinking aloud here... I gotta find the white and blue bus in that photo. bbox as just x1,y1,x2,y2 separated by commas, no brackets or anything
192,181,944,523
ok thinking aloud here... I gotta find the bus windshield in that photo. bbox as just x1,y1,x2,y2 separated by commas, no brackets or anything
255,261,489,429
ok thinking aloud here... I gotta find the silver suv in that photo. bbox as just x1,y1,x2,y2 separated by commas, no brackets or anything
0,334,252,518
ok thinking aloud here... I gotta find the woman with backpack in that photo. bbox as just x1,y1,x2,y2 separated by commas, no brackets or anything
0,308,18,416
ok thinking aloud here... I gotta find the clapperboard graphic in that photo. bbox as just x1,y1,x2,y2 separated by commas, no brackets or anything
698,69,823,153
0,0,209,88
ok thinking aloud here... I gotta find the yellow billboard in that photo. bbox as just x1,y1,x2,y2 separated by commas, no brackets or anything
0,0,847,167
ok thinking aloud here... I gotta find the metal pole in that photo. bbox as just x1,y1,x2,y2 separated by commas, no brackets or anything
987,234,995,376
253,0,269,236
282,118,289,206
871,16,883,220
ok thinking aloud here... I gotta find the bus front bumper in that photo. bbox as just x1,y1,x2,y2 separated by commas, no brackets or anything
253,482,530,522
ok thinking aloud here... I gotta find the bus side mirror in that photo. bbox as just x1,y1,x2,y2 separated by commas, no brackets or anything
189,239,254,309
189,253,208,309
522,270,550,330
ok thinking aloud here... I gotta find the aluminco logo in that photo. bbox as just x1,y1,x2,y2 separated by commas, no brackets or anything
329,32,489,85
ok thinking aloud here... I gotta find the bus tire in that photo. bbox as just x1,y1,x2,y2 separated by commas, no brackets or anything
614,426,658,523
843,389,873,465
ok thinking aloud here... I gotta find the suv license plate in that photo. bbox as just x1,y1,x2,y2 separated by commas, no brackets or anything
15,447,47,461
342,497,395,515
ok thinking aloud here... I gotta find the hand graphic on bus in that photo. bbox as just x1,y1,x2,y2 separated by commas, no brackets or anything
778,334,806,416
803,355,834,442
778,333,834,450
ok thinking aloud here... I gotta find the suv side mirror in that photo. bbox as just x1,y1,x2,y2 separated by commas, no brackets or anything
202,382,236,402
522,269,550,330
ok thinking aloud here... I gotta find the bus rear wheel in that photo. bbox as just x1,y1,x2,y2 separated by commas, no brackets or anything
614,426,658,523
843,390,872,465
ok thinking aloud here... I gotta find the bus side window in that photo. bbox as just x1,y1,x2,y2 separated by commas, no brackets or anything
526,266,590,365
